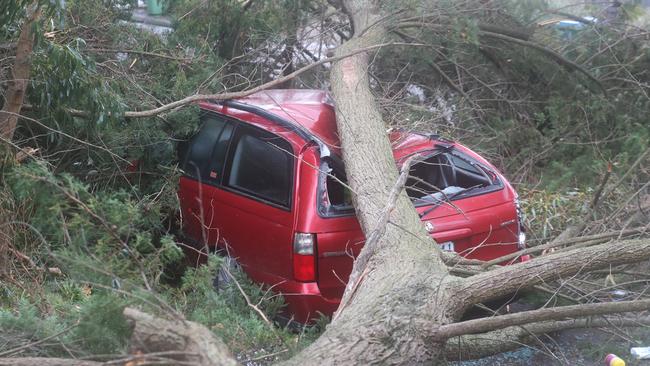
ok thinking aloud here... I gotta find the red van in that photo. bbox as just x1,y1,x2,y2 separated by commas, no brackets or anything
178,89,526,323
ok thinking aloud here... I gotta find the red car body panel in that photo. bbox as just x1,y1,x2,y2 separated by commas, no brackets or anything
178,89,525,323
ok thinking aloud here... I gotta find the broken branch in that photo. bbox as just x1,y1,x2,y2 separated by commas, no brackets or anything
438,299,650,339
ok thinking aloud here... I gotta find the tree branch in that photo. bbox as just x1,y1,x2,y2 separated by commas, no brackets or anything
445,315,650,361
0,358,100,366
438,299,650,339
121,42,414,118
0,42,16,51
480,227,647,268
458,238,650,307
87,48,193,62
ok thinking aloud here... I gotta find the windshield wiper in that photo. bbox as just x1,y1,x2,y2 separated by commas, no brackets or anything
418,184,484,219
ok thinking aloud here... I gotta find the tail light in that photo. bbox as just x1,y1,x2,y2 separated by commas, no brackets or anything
293,233,316,282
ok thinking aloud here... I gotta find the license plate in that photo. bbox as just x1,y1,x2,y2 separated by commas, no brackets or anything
439,241,455,252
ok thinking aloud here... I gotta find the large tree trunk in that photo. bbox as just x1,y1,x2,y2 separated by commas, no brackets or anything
282,1,457,364
0,4,40,141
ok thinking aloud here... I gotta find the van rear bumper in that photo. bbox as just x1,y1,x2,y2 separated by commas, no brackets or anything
274,281,340,324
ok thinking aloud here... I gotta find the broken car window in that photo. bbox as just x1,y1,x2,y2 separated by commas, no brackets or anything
406,152,497,206
319,161,354,216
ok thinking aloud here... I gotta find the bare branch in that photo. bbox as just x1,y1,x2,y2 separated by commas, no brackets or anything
480,227,647,268
0,358,101,366
121,42,415,118
87,48,193,62
438,299,650,339
445,316,650,361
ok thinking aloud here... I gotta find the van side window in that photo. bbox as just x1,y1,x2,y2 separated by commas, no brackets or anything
226,127,293,207
182,115,233,183
207,122,234,180
318,161,355,217
326,169,353,208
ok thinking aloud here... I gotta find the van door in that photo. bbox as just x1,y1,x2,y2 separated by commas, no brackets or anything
216,124,296,281
178,111,235,248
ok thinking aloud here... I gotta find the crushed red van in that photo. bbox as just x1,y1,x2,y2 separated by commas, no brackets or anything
178,89,526,323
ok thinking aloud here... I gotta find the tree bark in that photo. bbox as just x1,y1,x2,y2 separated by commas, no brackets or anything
457,238,650,309
123,307,237,366
0,4,40,141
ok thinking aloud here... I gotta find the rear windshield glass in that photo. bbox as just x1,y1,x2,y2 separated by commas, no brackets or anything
405,151,500,206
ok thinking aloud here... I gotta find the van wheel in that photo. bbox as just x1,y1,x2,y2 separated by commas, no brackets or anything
213,256,241,291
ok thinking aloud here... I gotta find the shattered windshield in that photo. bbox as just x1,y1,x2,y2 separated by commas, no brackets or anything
405,151,500,207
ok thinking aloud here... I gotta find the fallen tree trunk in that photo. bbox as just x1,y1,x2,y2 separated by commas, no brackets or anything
123,307,237,366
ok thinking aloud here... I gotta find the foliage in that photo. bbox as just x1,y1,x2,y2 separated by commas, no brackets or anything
379,0,649,194
169,256,310,355
30,38,126,125
0,292,130,357
0,1,327,357
170,0,314,59
518,187,589,241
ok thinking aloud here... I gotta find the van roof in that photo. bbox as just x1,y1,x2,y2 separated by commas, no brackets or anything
200,89,438,155
225,89,342,150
